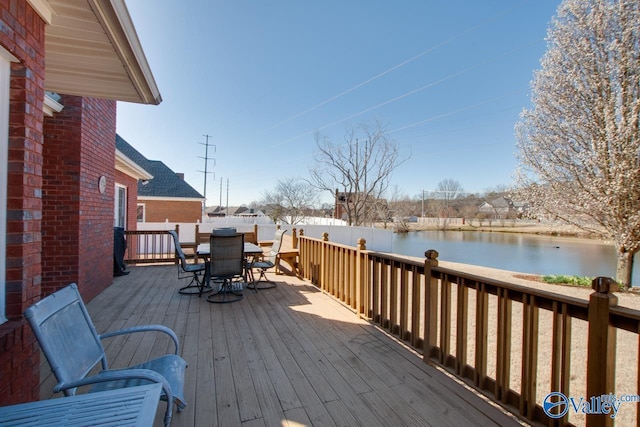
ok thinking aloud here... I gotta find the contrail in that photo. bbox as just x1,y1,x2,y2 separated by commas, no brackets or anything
268,1,529,130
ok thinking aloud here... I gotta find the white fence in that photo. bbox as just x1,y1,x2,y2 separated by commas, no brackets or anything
136,220,394,253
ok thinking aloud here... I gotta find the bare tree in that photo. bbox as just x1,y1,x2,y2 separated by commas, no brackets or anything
431,178,464,218
388,186,416,232
310,120,406,226
515,0,640,287
261,178,319,224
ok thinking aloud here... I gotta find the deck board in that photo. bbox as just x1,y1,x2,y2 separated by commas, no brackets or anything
38,265,528,426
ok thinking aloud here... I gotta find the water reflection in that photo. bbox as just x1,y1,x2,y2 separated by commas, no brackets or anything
391,231,637,283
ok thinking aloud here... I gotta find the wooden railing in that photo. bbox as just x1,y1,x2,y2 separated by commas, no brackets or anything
123,224,298,265
124,227,179,264
298,234,640,427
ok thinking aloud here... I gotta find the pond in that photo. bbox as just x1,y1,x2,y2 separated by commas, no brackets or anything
392,230,640,285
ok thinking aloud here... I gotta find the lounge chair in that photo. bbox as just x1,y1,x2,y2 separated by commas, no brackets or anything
207,230,246,303
168,230,211,296
24,283,187,427
247,229,286,289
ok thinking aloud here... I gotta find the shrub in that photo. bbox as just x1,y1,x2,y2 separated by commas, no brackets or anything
542,275,592,287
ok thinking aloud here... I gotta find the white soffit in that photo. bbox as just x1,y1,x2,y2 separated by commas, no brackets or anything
30,0,161,105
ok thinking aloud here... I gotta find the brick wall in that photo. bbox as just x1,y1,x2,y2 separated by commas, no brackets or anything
0,1,46,405
42,96,117,302
142,199,203,223
42,97,81,296
77,97,116,302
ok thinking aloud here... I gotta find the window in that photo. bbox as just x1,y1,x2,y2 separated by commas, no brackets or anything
0,47,16,324
136,203,145,222
114,184,127,228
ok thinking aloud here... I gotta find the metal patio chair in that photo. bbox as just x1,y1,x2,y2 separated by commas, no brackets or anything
207,231,246,303
168,230,211,296
246,229,285,290
24,283,188,427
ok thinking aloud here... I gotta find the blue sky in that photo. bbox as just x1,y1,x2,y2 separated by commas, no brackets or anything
116,0,561,207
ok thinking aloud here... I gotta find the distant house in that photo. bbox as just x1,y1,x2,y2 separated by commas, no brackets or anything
334,190,388,223
478,196,527,219
205,206,264,217
116,135,204,223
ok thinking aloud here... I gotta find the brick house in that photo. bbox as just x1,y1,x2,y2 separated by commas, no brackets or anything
0,1,160,405
116,135,204,223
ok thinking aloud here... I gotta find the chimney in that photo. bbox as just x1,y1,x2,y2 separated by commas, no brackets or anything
176,173,184,180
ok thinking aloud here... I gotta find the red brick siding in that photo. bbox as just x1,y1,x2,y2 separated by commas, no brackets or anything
77,97,116,302
42,96,117,303
141,199,203,223
0,0,46,405
42,96,82,297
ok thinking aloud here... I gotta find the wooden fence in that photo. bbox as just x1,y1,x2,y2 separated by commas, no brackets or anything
298,233,640,427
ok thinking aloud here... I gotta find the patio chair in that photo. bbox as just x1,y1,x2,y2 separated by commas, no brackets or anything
168,230,212,296
246,229,286,290
24,283,187,427
207,231,246,303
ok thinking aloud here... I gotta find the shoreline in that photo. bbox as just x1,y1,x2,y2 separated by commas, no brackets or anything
382,221,604,240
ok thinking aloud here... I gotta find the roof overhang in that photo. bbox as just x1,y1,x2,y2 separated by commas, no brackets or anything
43,93,64,116
138,196,206,202
28,0,161,105
115,149,153,180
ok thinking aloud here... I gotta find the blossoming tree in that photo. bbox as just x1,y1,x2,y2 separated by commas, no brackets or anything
515,0,640,287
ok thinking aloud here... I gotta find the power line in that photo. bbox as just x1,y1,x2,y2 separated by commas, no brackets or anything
276,39,538,147
267,0,529,131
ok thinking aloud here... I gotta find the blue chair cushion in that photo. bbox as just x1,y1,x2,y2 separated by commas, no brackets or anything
90,355,187,408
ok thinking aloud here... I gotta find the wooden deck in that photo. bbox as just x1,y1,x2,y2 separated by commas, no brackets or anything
39,265,527,427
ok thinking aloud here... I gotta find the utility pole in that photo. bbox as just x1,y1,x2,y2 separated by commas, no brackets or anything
197,135,215,211
226,178,230,216
219,177,223,214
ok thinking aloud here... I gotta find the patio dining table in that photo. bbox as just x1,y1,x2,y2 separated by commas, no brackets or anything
0,383,162,427
196,242,264,287
196,242,263,258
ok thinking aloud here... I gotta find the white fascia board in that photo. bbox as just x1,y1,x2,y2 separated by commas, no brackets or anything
138,196,205,202
115,149,153,180
43,93,64,117
27,0,55,24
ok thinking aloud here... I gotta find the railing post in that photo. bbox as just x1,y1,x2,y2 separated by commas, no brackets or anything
423,249,439,361
356,238,366,318
292,228,298,249
174,224,181,265
297,229,304,276
586,277,618,427
320,232,329,291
